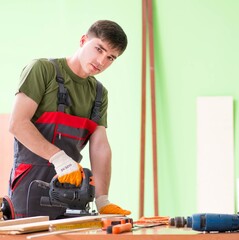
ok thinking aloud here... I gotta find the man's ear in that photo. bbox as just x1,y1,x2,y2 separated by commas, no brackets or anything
80,35,88,47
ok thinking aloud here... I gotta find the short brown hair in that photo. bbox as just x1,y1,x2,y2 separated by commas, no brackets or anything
87,20,128,56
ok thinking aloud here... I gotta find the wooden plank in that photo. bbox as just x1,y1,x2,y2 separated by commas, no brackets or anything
0,216,49,227
196,96,234,213
0,197,2,219
139,0,147,219
0,214,123,235
0,114,14,196
26,227,95,239
139,0,159,219
147,0,159,217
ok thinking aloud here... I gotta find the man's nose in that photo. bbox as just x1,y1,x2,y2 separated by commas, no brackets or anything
97,54,107,66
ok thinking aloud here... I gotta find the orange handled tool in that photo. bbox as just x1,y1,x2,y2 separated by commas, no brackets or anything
102,217,133,231
107,222,132,234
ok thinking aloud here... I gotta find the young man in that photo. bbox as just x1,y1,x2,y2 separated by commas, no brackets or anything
8,20,131,218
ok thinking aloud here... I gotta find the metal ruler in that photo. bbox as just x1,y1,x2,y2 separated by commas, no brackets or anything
49,219,103,231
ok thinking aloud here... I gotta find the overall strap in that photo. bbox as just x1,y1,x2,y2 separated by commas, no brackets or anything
48,59,103,123
48,59,71,112
90,81,103,123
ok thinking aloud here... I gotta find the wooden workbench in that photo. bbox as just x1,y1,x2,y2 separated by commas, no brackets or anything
0,226,238,240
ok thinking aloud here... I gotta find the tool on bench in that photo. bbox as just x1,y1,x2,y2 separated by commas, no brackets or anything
102,217,133,230
0,196,15,220
27,168,97,220
169,213,239,232
103,216,169,234
169,216,192,228
102,217,133,234
107,222,133,234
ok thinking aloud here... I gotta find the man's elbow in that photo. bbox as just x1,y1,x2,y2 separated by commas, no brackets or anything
8,117,20,136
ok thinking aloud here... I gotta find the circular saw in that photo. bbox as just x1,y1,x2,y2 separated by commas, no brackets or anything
0,195,15,220
27,168,97,219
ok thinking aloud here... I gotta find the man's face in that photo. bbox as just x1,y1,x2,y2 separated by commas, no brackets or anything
78,35,120,77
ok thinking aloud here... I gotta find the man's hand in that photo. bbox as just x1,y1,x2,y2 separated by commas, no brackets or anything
50,150,83,186
95,195,131,215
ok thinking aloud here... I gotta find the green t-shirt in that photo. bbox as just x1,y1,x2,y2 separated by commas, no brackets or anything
18,58,108,127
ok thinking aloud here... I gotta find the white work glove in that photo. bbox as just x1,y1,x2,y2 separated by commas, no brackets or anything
49,150,83,186
49,150,79,177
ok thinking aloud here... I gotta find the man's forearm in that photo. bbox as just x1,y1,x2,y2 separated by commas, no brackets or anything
89,127,112,198
90,143,112,197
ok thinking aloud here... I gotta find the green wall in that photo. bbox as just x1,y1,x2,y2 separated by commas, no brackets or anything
1,0,239,220
153,0,239,217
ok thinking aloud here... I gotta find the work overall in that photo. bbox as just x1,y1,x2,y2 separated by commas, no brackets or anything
9,59,103,218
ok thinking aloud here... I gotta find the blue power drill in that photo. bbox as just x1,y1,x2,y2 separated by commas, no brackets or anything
169,213,239,232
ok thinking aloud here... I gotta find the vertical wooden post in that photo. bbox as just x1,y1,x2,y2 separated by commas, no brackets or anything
147,0,159,216
139,0,159,217
139,0,147,218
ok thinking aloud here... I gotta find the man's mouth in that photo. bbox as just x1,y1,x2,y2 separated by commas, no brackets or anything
91,64,101,72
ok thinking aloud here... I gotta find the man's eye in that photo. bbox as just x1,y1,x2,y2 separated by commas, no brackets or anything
96,47,102,53
108,56,114,62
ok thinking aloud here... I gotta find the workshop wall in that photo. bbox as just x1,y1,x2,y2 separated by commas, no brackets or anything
0,0,141,220
1,0,239,221
151,0,239,217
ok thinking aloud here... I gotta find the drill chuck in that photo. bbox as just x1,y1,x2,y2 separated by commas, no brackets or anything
169,216,192,228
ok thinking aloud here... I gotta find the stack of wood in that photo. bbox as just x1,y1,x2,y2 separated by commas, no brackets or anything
0,214,123,237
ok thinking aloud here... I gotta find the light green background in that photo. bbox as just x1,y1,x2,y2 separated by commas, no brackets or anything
1,0,239,220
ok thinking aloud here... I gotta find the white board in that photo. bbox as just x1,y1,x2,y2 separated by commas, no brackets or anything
196,96,234,213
